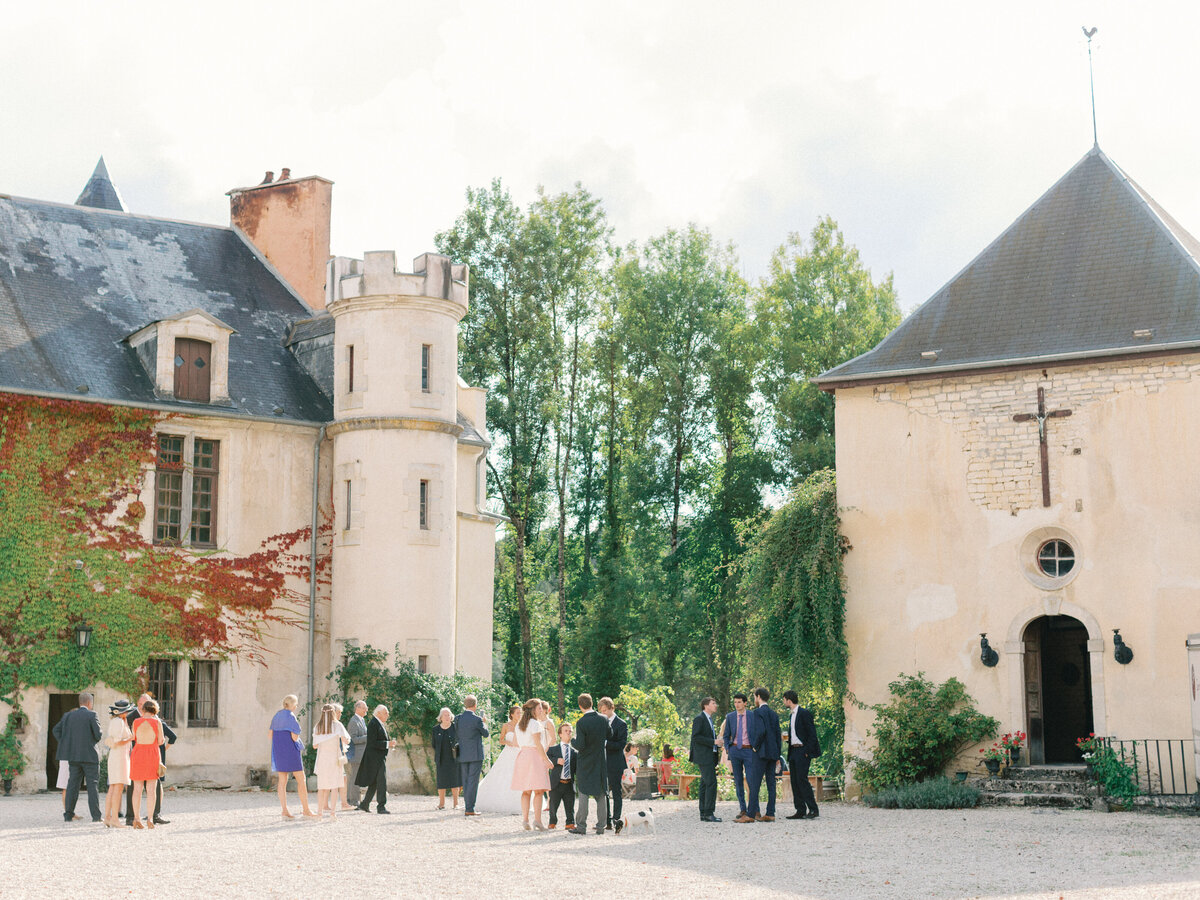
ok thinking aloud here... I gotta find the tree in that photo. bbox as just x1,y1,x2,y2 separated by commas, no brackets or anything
759,217,901,482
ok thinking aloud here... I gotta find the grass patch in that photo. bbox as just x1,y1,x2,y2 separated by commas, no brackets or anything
863,776,980,809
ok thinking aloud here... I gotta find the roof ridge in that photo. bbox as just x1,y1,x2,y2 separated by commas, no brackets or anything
3,192,233,233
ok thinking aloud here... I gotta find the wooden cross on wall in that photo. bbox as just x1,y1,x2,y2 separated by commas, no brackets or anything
1013,387,1072,508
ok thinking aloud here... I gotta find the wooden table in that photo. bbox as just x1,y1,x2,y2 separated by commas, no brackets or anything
675,773,698,799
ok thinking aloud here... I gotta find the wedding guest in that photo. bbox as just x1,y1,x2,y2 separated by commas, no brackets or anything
568,693,608,835
454,695,489,817
345,700,369,808
546,723,575,830
621,743,638,792
52,692,102,824
431,707,461,810
312,704,348,821
599,697,628,832
270,694,315,819
355,705,395,814
103,699,134,827
121,692,174,826
330,703,355,811
129,699,165,829
510,698,552,831
539,700,556,751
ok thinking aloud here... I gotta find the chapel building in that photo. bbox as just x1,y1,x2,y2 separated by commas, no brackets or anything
818,146,1200,792
0,159,500,790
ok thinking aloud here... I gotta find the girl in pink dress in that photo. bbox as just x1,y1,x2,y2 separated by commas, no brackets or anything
509,698,552,831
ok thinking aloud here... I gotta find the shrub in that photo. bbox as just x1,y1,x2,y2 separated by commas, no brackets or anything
863,776,981,809
1090,745,1141,803
848,672,998,792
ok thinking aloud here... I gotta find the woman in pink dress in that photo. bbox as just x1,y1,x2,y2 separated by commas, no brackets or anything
509,698,552,831
129,699,165,829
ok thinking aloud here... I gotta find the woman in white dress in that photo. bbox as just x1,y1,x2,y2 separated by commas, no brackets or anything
312,704,349,821
474,704,522,815
510,698,552,831
103,700,134,828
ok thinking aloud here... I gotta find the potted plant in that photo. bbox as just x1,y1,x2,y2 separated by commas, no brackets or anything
630,728,658,766
0,719,26,795
979,743,1006,776
1001,731,1027,767
1076,732,1100,777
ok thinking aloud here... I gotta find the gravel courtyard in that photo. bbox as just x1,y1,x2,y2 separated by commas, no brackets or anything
3,790,1199,899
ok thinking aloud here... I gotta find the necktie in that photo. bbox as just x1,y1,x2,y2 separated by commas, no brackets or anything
562,745,570,779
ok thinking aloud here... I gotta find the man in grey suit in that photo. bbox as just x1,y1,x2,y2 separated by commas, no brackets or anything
51,692,103,824
345,700,369,807
454,694,488,816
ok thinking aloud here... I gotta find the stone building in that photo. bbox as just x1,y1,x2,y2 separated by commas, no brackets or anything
0,159,500,790
818,146,1200,790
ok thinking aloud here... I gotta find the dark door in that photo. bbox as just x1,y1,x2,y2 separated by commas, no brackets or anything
46,693,77,789
1027,616,1094,763
173,338,212,402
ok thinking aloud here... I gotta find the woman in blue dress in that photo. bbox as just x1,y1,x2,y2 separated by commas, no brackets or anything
269,694,315,818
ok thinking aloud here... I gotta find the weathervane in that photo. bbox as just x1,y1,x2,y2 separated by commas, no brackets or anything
1082,26,1099,147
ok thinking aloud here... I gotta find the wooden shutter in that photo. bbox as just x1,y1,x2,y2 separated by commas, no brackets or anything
173,338,212,402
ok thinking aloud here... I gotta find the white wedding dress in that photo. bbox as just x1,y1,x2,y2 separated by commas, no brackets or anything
474,728,522,814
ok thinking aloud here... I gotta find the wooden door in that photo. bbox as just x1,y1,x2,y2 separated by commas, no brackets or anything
1024,635,1044,765
173,338,212,402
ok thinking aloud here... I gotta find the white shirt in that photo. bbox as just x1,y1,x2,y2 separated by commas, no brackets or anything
789,705,802,746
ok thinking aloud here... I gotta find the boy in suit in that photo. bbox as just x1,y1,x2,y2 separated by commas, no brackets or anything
546,723,576,829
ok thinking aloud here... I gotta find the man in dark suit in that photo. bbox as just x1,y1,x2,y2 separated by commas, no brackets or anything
742,687,781,823
354,705,393,813
454,694,489,816
51,692,102,823
546,722,576,829
723,692,755,820
783,690,821,819
568,693,608,835
689,697,722,822
598,696,628,832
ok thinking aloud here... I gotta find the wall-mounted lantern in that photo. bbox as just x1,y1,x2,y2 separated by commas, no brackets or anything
1112,629,1133,665
980,633,999,667
73,620,93,653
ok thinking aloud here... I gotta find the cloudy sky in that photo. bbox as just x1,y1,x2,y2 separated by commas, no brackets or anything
2,1,1196,310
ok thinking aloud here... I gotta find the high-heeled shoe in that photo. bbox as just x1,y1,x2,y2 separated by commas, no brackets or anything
523,821,532,831
146,819,155,830
533,820,546,831
131,819,145,830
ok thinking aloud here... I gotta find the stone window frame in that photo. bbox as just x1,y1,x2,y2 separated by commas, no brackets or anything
335,460,365,547
337,330,367,412
407,329,445,411
1019,526,1082,590
126,309,234,403
406,464,443,545
187,660,220,728
146,658,179,725
152,431,222,549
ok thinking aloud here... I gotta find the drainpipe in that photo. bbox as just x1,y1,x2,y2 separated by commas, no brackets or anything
307,424,327,741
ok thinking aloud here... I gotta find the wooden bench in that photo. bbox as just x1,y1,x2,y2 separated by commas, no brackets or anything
675,773,698,799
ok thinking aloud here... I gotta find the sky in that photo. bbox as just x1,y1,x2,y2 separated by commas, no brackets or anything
2,0,1197,312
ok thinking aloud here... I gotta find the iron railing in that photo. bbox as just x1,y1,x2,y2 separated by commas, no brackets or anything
1102,738,1196,796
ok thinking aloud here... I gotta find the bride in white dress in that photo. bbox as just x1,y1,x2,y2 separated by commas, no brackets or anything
474,704,522,815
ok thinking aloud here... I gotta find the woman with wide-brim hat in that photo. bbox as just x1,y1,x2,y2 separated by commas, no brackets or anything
103,699,135,827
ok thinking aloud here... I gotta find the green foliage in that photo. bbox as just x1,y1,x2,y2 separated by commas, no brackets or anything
849,673,998,792
614,684,687,752
325,644,516,791
1089,745,1142,803
0,715,26,776
862,776,981,809
758,216,901,481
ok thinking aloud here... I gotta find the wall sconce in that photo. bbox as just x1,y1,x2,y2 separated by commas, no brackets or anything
980,633,999,667
73,621,93,653
1112,629,1133,664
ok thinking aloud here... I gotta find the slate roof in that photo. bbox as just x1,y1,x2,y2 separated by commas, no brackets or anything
818,147,1200,386
0,193,333,422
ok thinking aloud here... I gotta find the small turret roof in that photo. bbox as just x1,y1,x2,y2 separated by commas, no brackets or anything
75,156,126,212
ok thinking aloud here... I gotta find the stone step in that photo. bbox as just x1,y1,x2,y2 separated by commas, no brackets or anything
979,777,1100,796
1006,765,1090,782
982,791,1093,809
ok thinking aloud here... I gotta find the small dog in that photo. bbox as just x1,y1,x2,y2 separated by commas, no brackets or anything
619,807,655,835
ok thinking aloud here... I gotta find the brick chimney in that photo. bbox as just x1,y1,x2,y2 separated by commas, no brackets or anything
228,170,333,311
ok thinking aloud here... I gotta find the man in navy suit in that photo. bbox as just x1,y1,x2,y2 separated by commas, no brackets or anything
724,693,755,820
783,689,821,819
740,687,781,823
51,692,103,823
454,694,489,816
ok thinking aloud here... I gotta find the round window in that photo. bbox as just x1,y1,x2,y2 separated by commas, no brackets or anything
1037,539,1075,578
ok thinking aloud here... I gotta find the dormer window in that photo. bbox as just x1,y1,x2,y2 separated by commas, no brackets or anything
174,338,212,402
124,309,234,405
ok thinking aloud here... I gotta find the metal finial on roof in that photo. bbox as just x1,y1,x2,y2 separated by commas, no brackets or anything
1082,26,1099,148
75,156,126,212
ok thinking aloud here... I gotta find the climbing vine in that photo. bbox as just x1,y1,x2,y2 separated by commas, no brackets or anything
0,395,316,718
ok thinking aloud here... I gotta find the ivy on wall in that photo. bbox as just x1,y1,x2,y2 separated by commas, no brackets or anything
0,395,317,717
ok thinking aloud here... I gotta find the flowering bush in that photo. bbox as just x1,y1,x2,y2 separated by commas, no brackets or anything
979,743,1006,763
1001,731,1026,751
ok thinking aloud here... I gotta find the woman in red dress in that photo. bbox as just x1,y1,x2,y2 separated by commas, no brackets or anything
129,699,165,829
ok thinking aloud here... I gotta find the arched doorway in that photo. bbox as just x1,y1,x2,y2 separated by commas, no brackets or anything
1023,615,1094,763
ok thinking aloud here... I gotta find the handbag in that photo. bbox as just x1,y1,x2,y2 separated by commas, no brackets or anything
156,762,167,779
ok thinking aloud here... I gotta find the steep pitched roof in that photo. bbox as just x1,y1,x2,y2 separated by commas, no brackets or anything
0,194,332,422
75,157,126,212
818,147,1200,386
